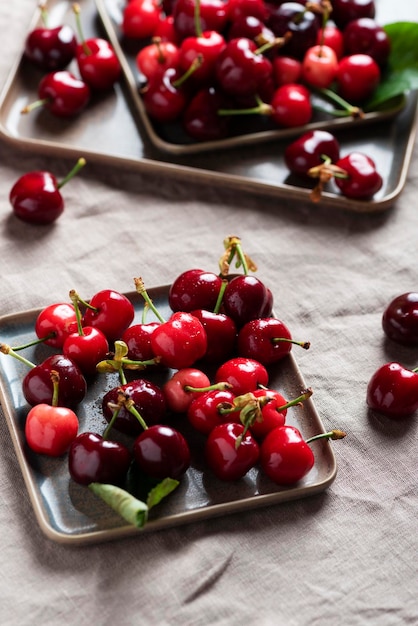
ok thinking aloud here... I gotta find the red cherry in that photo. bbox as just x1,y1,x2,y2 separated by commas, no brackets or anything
343,18,391,67
69,431,131,485
63,326,109,377
133,424,191,480
331,0,376,30
205,422,259,481
215,37,273,98
162,368,211,413
121,321,161,361
22,354,87,409
25,23,77,71
182,85,231,141
215,357,269,395
141,65,190,123
223,275,273,327
169,269,223,313
316,23,344,59
260,425,315,485
336,53,380,103
22,70,90,118
25,403,79,457
9,158,86,225
226,0,268,23
250,388,288,439
122,0,162,39
190,308,237,364
366,362,418,419
150,311,208,369
187,388,238,435
284,129,340,178
179,30,226,85
269,83,312,127
302,44,339,89
382,293,418,346
173,0,228,39
272,55,302,86
82,289,135,343
334,152,382,199
35,302,78,348
266,2,320,60
136,38,181,80
237,317,310,365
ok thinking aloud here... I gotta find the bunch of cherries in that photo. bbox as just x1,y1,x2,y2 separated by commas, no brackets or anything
367,292,418,420
1,237,345,525
121,0,390,139
21,3,121,118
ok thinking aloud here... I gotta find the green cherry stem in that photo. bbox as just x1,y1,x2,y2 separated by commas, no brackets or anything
11,332,55,351
194,0,203,38
306,429,347,444
50,370,60,407
276,387,313,412
272,337,311,350
213,279,228,314
69,289,85,336
57,158,86,189
134,277,166,323
184,381,232,394
72,3,92,56
0,343,36,369
315,87,364,119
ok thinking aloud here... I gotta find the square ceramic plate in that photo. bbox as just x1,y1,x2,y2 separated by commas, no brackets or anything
0,0,416,212
0,286,337,545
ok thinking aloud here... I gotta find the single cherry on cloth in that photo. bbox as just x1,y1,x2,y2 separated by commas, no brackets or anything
73,3,121,91
35,302,77,348
334,152,383,200
9,157,86,225
68,431,131,486
205,422,260,481
25,370,79,457
24,3,77,71
215,357,269,396
260,425,315,485
81,289,135,344
237,317,310,365
21,70,91,118
382,292,418,346
366,362,418,419
284,130,340,179
133,424,191,480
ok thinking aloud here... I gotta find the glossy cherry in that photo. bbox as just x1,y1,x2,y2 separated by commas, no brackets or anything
269,83,312,127
63,326,109,377
226,0,267,23
260,425,315,485
24,4,77,71
284,129,340,178
190,308,237,364
238,317,310,365
266,2,320,59
179,29,226,85
68,431,131,485
133,424,191,480
22,70,90,118
249,387,313,440
366,362,418,419
215,37,273,98
187,388,238,435
102,379,167,436
272,55,302,86
227,15,274,44
334,152,382,199
336,53,380,103
136,38,181,80
182,85,231,141
205,422,259,481
82,289,135,344
9,157,86,225
22,353,87,408
141,65,190,123
316,23,344,59
151,311,208,369
173,0,228,40
162,367,211,413
215,357,269,395
169,268,223,313
222,275,273,327
302,44,339,89
343,18,391,67
382,292,418,346
121,321,161,361
35,302,77,348
122,0,163,39
331,0,376,30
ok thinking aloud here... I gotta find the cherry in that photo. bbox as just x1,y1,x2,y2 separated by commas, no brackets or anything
260,424,315,485
302,44,339,89
366,362,418,419
81,289,135,344
182,85,231,141
169,268,223,313
249,387,313,439
187,388,238,435
336,53,380,103
331,0,376,30
63,326,109,377
22,70,91,118
272,55,302,86
226,15,274,44
68,431,131,486
215,357,269,395
382,293,418,346
35,302,77,348
162,367,211,413
9,157,86,225
334,152,382,199
122,0,163,39
24,3,77,71
266,2,320,59
141,64,191,123
222,275,273,327
22,353,87,408
190,308,237,364
133,424,191,480
121,321,161,361
343,18,391,67
269,83,312,127
136,38,181,80
72,4,121,91
154,14,180,44
173,0,228,40
25,370,79,457
102,379,167,436
205,422,259,481
215,38,273,98
316,22,344,59
284,129,340,178
237,317,310,365
226,0,268,23
150,311,208,369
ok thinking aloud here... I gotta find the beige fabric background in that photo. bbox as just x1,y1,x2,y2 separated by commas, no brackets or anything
0,1,417,625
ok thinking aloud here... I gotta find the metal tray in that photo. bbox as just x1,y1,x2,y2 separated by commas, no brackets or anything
0,285,337,545
0,0,416,212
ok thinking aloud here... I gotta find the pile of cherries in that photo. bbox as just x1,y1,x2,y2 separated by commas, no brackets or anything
1,237,344,525
367,292,418,420
21,3,121,118
120,0,390,140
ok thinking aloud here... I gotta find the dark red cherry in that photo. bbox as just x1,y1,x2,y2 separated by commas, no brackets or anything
68,432,131,486
331,0,376,30
190,309,237,364
382,293,418,346
334,152,382,199
169,269,223,312
266,2,320,59
182,86,231,141
343,18,391,67
82,290,135,344
173,0,228,39
22,354,87,408
133,424,191,479
366,362,418,419
237,317,294,365
25,24,77,71
215,38,273,99
284,130,340,178
121,321,161,361
102,379,167,437
141,65,189,123
222,275,273,327
75,38,121,90
24,70,91,118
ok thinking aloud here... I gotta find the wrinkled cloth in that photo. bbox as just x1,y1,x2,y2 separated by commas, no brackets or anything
0,2,417,625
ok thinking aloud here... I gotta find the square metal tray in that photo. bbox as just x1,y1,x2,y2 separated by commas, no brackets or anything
0,285,337,545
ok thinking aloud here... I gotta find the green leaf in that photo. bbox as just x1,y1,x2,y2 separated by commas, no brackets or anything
89,482,149,528
147,477,179,510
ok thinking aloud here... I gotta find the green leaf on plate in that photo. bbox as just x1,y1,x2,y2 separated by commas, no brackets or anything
146,477,179,510
89,482,149,528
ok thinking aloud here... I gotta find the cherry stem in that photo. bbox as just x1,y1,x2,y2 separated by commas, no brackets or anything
57,157,86,189
96,340,159,380
306,429,346,444
50,370,60,407
213,279,228,314
255,34,291,56
194,0,202,38
72,3,92,56
184,381,232,394
272,337,311,350
134,277,165,323
218,95,272,118
276,387,313,411
102,404,122,439
11,333,55,351
316,88,364,119
151,37,166,64
69,289,85,336
21,98,50,114
0,343,35,369
172,55,203,88
219,235,258,277
38,2,48,27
